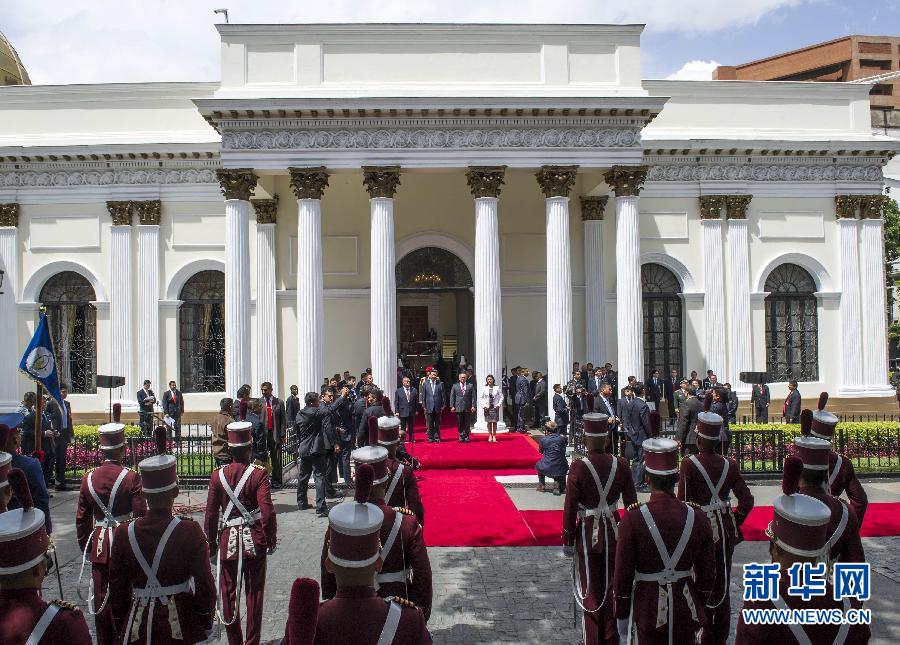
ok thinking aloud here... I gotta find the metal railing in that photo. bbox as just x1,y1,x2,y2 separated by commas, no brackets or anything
739,413,900,424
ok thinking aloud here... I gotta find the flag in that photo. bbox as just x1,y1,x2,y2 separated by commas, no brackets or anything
19,312,66,426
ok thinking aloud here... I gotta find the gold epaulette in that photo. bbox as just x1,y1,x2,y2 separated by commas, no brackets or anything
685,501,702,510
386,596,420,611
52,599,79,611
84,467,95,476
178,515,197,523
393,507,415,516
126,466,137,473
252,463,266,470
626,502,642,511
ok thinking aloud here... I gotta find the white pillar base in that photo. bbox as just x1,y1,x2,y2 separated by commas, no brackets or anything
837,385,896,398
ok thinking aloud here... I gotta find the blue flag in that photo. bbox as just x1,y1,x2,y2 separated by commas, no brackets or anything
19,312,67,425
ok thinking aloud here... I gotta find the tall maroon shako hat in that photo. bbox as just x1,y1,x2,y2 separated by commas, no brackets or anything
642,437,679,476
367,415,379,446
326,464,384,568
351,445,390,486
696,391,723,441
766,493,831,558
0,469,50,574
648,410,661,438
377,415,401,446
112,402,122,422
782,436,831,494
98,422,127,451
226,421,253,447
810,392,838,440
799,409,814,437
138,426,177,494
381,395,393,416
0,451,11,491
285,577,319,645
581,412,609,438
239,398,248,421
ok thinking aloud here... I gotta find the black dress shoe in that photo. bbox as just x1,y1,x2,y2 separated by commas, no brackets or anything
316,510,329,518
298,503,311,511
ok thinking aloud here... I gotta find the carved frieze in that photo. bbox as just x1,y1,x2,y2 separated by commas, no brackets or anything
133,200,162,226
645,163,883,183
216,169,258,201
0,203,19,227
536,166,578,198
579,196,609,221
252,198,279,224
0,167,218,188
362,167,402,199
725,195,753,220
603,166,648,197
289,167,330,200
106,201,133,226
465,166,507,198
698,195,727,220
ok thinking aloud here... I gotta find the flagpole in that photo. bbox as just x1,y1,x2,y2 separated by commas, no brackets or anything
34,381,43,454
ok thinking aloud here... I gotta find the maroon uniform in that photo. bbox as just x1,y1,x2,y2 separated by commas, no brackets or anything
677,451,754,645
563,449,637,645
614,492,716,645
74,460,147,644
314,586,431,645
204,461,276,645
0,591,92,645
798,484,865,564
828,451,868,525
322,501,433,619
108,509,216,644
385,456,425,526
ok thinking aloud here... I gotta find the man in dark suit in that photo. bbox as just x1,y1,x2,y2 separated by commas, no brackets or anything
514,368,530,433
162,380,184,440
617,385,635,440
620,375,637,399
136,379,156,435
552,383,569,435
626,384,650,491
357,389,386,447
646,369,663,412
286,385,301,425
422,368,445,443
531,371,547,429
46,384,73,491
784,380,801,423
703,369,715,391
296,388,348,516
604,363,618,400
586,367,604,396
593,382,620,453
663,368,679,428
450,372,476,442
508,366,521,432
260,381,288,488
394,375,419,441
751,382,771,423
675,385,702,456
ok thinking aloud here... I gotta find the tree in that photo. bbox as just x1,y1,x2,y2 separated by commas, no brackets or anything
886,197,900,365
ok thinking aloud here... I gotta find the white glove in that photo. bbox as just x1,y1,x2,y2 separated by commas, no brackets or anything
617,618,629,643
563,545,574,557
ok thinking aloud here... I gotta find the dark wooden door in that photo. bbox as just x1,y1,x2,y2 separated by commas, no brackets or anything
400,306,428,342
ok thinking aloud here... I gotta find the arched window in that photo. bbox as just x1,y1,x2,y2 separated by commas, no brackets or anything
765,263,818,381
39,271,97,393
642,263,683,379
179,271,226,393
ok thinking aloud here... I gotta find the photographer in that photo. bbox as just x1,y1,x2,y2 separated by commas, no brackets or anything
535,420,568,495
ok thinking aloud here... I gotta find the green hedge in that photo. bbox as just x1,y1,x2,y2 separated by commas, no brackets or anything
73,424,142,449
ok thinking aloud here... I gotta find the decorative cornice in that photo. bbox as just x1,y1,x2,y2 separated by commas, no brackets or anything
465,166,507,198
106,201,132,226
580,196,609,221
859,194,890,219
834,195,860,219
252,197,279,224
725,195,753,220
646,162,882,183
536,165,578,198
0,203,19,227
222,127,641,151
362,166,402,199
698,195,726,219
215,168,258,201
133,200,162,226
0,166,219,188
603,165,648,197
288,167,330,200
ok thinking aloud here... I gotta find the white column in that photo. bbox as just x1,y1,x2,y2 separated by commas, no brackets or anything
701,200,726,377
135,203,161,398
860,198,892,393
107,202,133,405
725,196,752,394
364,167,401,395
837,211,864,393
254,199,278,394
581,196,608,366
290,167,329,396
0,205,19,412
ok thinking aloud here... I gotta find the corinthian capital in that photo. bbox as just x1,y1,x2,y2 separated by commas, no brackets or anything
580,196,609,221
466,166,506,198
362,167,402,199
134,200,162,226
252,197,279,224
289,167,330,200
834,195,860,219
0,203,19,227
535,165,578,198
859,194,889,219
725,195,752,220
603,165,648,197
106,201,133,226
216,169,259,201
698,195,727,220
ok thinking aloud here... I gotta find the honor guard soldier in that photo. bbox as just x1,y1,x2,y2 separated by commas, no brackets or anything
322,445,433,619
735,494,871,644
283,577,319,645
782,436,865,565
309,464,432,644
108,428,216,644
677,408,754,645
563,412,638,645
0,450,12,511
74,418,147,644
204,421,277,645
614,437,716,645
802,393,869,524
378,415,426,526
0,469,92,644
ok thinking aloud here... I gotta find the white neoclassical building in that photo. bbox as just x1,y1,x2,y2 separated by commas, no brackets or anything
0,23,897,417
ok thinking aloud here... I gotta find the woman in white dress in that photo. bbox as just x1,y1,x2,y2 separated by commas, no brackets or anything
481,374,502,442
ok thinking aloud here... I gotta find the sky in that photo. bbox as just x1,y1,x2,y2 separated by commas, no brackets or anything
1,0,898,85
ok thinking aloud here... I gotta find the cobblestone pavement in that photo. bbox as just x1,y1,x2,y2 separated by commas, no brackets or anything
43,481,899,644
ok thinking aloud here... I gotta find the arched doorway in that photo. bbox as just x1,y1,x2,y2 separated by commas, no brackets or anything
39,271,97,393
178,270,226,392
396,246,474,376
764,263,818,382
641,263,683,379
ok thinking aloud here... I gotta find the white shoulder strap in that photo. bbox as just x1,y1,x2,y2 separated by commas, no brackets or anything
127,516,181,584
770,595,813,645
689,454,729,505
828,502,850,554
833,598,852,645
87,467,130,523
828,455,843,494
385,463,404,505
582,455,617,504
381,512,404,559
25,603,60,645
220,465,256,522
639,503,695,572
377,601,403,645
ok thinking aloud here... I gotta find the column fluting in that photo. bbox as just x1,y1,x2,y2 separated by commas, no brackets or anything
700,195,727,378
107,201,133,405
581,196,608,366
135,200,161,397
0,204,19,412
726,195,752,393
859,195,892,391
253,198,279,394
